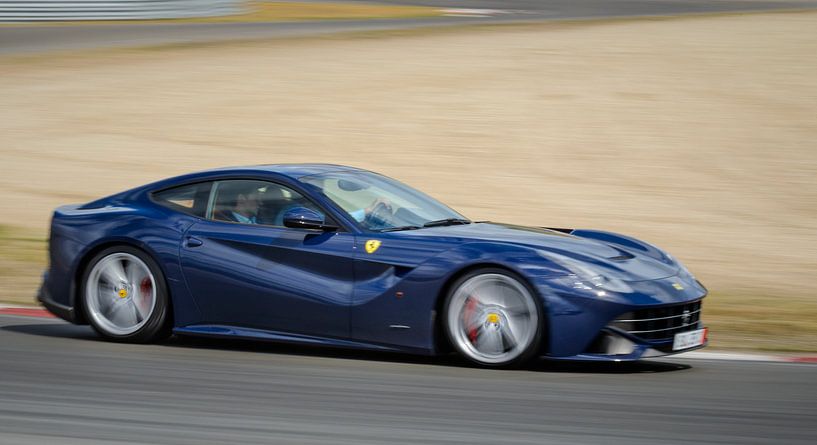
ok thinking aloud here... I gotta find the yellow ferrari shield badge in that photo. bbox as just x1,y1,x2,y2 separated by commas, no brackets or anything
365,240,381,254
672,283,684,290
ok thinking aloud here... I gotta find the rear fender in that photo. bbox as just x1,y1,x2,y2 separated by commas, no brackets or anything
45,202,202,327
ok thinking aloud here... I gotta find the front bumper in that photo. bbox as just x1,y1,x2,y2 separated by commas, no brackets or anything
544,325,709,362
538,271,708,360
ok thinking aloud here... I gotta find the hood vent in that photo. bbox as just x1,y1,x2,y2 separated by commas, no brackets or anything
607,254,634,261
607,248,635,261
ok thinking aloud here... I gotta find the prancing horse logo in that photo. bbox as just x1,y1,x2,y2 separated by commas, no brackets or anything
681,309,691,325
364,239,381,254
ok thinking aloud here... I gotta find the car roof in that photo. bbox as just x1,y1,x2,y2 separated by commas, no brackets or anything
199,163,367,180
124,164,369,196
82,164,372,209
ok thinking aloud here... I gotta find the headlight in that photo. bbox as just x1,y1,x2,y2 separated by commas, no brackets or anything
554,273,611,297
542,251,633,295
555,272,632,295
564,273,606,291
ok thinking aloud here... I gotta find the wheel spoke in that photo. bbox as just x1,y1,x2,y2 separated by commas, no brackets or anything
503,305,530,316
491,282,524,313
487,282,508,306
475,327,504,354
100,260,127,285
499,323,519,351
95,282,116,309
106,302,135,327
98,295,116,314
125,260,140,286
131,300,144,323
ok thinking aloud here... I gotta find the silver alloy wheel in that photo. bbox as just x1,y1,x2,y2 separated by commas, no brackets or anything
85,252,157,336
447,273,539,364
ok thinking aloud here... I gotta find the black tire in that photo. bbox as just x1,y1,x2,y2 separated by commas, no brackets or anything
79,245,172,343
442,267,544,368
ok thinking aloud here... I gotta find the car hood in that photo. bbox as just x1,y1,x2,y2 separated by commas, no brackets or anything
397,222,679,281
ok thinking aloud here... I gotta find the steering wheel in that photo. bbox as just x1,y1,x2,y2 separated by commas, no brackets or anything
364,202,393,229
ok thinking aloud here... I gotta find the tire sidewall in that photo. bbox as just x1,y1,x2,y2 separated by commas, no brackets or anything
443,267,545,368
80,245,171,343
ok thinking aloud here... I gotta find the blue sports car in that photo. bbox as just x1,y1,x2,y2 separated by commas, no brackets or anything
39,164,707,367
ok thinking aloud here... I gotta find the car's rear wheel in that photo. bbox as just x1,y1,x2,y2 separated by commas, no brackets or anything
443,268,543,367
81,246,171,342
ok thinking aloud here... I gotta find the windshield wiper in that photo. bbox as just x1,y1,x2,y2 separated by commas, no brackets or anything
422,218,472,228
378,218,471,232
379,225,423,232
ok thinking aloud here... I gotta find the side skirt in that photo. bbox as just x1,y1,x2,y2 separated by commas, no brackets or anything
173,324,434,355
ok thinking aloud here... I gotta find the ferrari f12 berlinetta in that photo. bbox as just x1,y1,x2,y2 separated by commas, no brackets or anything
40,164,707,367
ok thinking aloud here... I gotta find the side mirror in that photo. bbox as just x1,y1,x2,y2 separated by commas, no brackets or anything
283,207,337,231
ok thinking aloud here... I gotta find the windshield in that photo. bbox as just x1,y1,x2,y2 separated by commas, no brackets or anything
301,171,468,231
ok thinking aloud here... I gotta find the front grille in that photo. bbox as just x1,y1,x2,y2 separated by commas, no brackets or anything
610,300,702,342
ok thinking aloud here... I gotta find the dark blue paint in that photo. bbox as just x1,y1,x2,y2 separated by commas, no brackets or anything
180,220,355,338
40,164,707,361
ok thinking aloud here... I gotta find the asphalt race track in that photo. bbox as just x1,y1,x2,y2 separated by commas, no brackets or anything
1,314,815,444
3,0,817,55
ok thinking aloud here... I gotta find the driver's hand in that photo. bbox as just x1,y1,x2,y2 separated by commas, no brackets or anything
366,198,393,215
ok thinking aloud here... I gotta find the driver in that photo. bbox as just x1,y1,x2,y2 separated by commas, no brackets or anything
228,190,260,224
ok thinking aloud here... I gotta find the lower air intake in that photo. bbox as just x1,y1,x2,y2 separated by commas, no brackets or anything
610,300,702,342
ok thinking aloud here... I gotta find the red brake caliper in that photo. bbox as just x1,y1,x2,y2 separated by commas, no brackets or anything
463,296,479,344
140,278,153,309
140,277,152,295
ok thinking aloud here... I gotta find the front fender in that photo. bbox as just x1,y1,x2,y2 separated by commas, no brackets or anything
350,241,570,353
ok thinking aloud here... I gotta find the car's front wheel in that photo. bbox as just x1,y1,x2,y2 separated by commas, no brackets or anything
443,268,543,367
81,246,171,342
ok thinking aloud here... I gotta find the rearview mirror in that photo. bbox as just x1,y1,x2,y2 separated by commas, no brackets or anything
283,207,337,231
337,179,368,191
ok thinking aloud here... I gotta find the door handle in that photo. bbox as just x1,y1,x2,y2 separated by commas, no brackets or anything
185,236,204,248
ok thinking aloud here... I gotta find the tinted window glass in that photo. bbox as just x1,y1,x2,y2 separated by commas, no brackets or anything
153,182,211,217
209,180,325,227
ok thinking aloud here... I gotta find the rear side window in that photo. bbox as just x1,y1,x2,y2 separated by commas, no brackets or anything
153,182,212,217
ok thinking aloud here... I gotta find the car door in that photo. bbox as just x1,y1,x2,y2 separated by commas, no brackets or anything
178,179,355,338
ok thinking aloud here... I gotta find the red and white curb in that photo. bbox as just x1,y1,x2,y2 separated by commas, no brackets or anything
0,304,55,318
1,304,814,363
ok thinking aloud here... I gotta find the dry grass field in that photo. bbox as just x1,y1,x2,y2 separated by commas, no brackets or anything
1,11,815,351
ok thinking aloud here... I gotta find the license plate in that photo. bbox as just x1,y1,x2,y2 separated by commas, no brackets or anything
672,328,707,351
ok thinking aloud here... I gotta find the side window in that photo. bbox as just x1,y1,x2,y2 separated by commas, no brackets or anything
209,180,326,227
153,182,212,217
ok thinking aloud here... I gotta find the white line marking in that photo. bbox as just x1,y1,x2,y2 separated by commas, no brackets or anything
442,9,510,15
0,304,41,309
674,351,780,362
